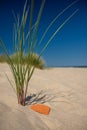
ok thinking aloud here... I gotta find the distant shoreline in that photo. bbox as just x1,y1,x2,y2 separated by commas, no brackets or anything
46,66,87,68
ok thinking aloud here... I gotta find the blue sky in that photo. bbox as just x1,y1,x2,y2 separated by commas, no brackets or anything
0,0,87,66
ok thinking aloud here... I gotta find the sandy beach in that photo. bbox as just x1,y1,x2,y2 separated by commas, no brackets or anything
0,63,87,130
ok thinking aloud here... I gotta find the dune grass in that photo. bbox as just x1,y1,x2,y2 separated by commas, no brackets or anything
0,0,78,106
0,53,45,69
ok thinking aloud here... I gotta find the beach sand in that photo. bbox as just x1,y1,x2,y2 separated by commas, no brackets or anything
0,63,87,130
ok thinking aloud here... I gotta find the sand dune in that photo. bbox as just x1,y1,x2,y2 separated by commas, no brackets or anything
0,63,87,130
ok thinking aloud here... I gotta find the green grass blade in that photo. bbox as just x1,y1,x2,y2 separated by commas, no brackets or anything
21,0,28,27
38,0,79,47
31,0,45,51
5,73,16,94
39,9,79,57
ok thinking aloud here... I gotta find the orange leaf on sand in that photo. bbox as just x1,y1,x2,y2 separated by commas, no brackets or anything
30,104,50,115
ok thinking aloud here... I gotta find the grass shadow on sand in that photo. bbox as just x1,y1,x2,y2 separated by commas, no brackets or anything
25,90,57,105
25,89,76,105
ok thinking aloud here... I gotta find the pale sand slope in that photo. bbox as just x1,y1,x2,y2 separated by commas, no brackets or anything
0,63,87,130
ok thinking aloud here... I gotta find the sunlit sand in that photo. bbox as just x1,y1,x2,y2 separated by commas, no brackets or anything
0,63,87,130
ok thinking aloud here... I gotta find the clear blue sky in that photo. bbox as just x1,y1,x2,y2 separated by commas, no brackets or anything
0,0,87,66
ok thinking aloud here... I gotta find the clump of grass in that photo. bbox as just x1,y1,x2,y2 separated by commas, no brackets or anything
10,53,45,69
0,0,79,106
0,53,45,69
25,53,45,69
